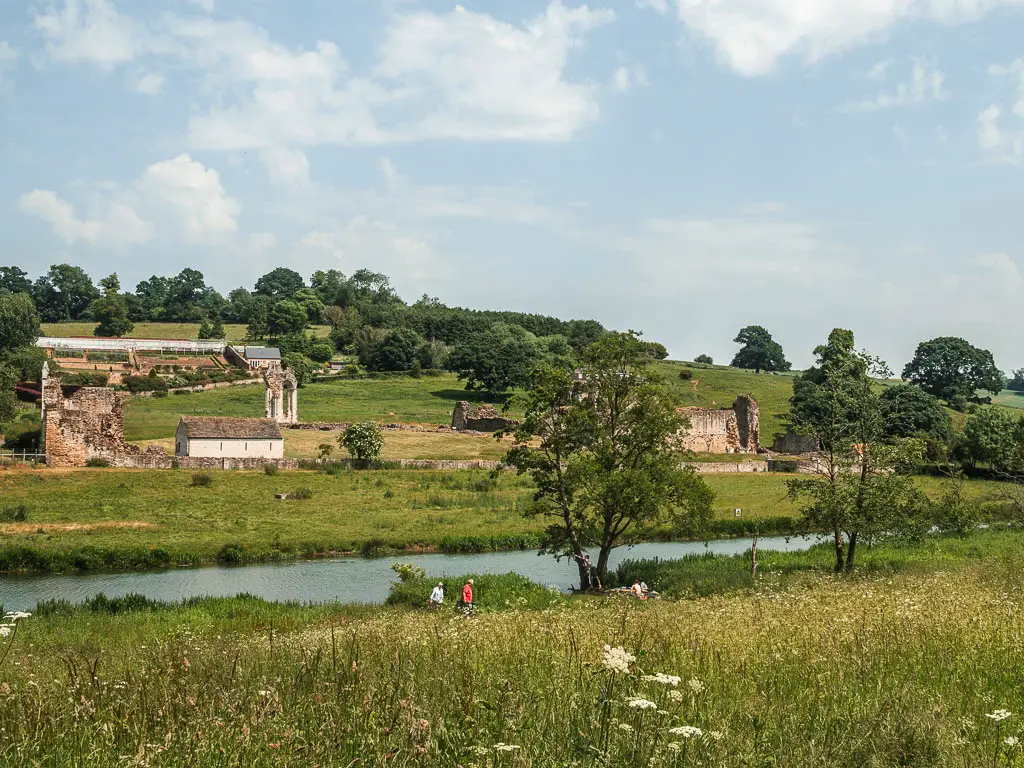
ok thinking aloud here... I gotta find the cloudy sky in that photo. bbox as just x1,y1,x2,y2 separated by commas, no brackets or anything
2,0,1024,371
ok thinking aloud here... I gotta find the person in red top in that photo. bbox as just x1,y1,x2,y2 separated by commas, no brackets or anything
462,579,474,606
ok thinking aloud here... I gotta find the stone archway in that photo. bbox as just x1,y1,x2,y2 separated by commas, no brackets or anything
264,366,299,424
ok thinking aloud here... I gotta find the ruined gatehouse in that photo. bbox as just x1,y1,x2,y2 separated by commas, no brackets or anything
678,395,760,454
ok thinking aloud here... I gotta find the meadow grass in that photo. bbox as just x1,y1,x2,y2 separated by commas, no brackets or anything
992,389,1024,410
40,322,332,342
4,532,1024,765
0,468,1008,572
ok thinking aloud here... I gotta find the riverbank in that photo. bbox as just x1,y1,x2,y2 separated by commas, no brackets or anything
2,530,1024,766
0,467,1010,573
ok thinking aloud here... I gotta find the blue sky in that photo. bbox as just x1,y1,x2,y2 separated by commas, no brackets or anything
2,0,1024,371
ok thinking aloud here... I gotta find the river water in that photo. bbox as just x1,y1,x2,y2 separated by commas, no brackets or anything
0,536,819,612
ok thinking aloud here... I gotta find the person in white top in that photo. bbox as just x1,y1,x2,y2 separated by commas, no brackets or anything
429,582,444,606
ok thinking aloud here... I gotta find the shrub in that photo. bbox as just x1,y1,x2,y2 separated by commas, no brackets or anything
678,368,694,380
341,421,385,462
309,343,334,364
190,472,213,488
263,463,279,477
0,505,28,522
290,487,313,500
694,354,714,365
386,572,561,611
216,543,246,565
85,458,111,468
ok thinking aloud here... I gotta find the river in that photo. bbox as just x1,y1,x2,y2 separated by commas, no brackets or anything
0,536,820,612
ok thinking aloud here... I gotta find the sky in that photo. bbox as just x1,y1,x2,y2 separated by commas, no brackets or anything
2,0,1024,372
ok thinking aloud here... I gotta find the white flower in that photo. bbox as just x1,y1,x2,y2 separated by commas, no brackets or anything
688,678,706,694
602,645,636,675
669,725,704,739
626,697,657,710
987,710,1013,722
0,625,11,638
1005,736,1020,747
3,612,30,621
617,723,634,732
643,673,681,687
493,743,520,752
708,730,724,742
668,690,684,702
667,742,682,752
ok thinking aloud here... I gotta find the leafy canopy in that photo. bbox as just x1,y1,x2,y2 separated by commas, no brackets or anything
730,325,791,373
341,421,384,462
902,336,1003,407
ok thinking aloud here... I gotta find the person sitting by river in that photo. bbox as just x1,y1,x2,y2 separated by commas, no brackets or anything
631,580,647,601
428,582,444,608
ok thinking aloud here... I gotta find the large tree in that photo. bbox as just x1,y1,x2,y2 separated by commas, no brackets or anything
730,325,791,373
902,337,1003,407
504,332,714,586
369,328,422,372
1007,369,1024,393
879,383,949,440
0,292,41,424
958,407,1021,472
789,329,927,572
449,323,549,394
32,264,98,322
0,267,32,296
91,274,134,338
268,300,309,337
255,268,305,300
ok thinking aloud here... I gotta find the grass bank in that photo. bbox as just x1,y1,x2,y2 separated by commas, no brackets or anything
4,532,1024,765
0,468,1009,573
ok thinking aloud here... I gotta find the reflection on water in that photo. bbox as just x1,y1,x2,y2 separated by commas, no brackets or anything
0,536,820,612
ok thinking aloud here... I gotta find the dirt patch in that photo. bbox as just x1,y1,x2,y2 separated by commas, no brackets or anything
0,521,158,534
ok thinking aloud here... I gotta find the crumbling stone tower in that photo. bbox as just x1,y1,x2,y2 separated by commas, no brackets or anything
264,365,299,424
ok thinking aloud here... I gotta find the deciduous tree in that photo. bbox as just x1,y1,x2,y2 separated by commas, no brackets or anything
730,326,791,373
902,337,1003,407
31,264,98,322
91,274,134,338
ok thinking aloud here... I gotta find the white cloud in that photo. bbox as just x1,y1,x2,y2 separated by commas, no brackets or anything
0,41,18,81
258,147,310,185
636,0,670,13
978,60,1024,161
33,0,142,69
140,154,240,243
610,64,649,93
671,0,1024,76
19,188,152,246
843,59,948,112
297,218,442,282
133,71,165,94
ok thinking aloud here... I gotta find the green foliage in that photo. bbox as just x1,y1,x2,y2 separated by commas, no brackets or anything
0,266,32,295
255,268,305,299
449,323,550,393
385,571,561,611
263,463,279,476
0,291,41,350
308,343,334,364
958,407,1022,471
902,336,1004,406
694,354,714,365
190,473,213,488
281,353,315,386
341,421,384,462
290,487,313,500
731,325,791,373
390,561,426,583
879,383,950,440
31,264,98,322
677,368,694,380
84,458,110,467
369,328,423,372
268,300,308,337
0,505,28,522
505,331,715,581
1009,369,1024,392
91,274,134,338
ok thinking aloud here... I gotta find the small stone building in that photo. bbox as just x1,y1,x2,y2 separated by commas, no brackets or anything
451,402,514,433
175,417,284,459
678,395,760,454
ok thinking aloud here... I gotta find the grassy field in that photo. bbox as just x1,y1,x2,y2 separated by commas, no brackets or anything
40,322,332,342
993,388,1024,410
0,468,1008,572
4,531,1024,765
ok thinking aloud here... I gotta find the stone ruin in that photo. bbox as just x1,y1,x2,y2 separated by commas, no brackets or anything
771,431,819,454
451,402,514,433
40,362,155,467
678,395,760,454
264,365,298,424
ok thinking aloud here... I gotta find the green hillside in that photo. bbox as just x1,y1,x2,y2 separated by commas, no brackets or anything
41,322,331,342
125,363,796,443
992,389,1024,410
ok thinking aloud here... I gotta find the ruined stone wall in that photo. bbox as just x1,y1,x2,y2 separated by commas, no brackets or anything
679,395,761,454
43,384,142,467
451,402,514,433
733,395,760,452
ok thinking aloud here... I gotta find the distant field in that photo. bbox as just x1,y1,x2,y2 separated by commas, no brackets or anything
992,389,1024,410
40,322,332,342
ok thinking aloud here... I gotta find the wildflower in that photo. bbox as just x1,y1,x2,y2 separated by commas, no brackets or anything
987,710,1012,722
688,678,706,694
669,725,704,739
668,690,684,702
3,612,31,621
626,698,657,710
0,626,11,638
617,723,634,732
493,743,520,752
657,710,669,716
707,731,724,742
602,645,636,675
643,673,681,687
1005,736,1020,748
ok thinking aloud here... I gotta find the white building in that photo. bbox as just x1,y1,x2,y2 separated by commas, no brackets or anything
237,346,281,369
175,417,284,459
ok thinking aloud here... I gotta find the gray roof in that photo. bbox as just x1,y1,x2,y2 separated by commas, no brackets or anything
244,346,281,360
179,417,283,440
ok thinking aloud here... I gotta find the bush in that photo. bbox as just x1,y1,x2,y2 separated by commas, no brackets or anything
263,464,279,477
216,543,246,565
190,472,213,488
678,368,694,380
290,487,313,500
85,458,111,468
309,343,334,364
341,422,384,462
694,354,714,365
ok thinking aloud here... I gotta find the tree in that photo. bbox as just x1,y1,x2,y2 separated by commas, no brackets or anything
879,383,949,440
163,269,209,322
281,353,315,387
958,407,1020,471
293,288,326,325
268,300,308,337
694,354,713,365
0,292,41,351
0,267,32,296
504,332,715,585
730,326,791,373
309,343,334,364
1008,369,1024,393
133,276,171,321
643,341,669,360
91,274,134,338
311,269,347,305
902,337,1003,407
340,421,384,463
368,328,422,371
449,323,549,394
32,264,98,322
255,268,305,299
789,329,927,572
246,297,270,340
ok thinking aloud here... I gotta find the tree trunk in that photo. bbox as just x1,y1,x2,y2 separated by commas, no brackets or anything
833,524,846,572
845,531,858,573
573,555,591,591
596,545,612,586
